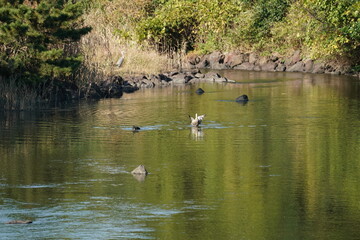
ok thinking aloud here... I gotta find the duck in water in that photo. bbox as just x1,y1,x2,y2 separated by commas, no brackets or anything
189,113,206,127
132,126,140,132
6,220,32,224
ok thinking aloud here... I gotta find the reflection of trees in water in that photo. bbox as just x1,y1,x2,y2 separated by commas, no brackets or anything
301,74,359,99
0,102,99,202
218,69,358,99
0,102,99,154
1,72,359,221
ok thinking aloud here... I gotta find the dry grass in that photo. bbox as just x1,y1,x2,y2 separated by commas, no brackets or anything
116,46,174,76
79,0,175,81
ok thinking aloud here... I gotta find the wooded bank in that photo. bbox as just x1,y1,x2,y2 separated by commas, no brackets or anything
1,0,359,109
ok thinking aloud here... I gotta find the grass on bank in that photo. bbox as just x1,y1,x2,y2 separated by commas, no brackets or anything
80,0,175,79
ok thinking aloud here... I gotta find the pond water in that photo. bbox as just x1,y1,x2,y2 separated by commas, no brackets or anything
0,70,359,239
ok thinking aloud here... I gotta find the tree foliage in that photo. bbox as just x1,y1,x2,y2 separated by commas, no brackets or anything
135,0,198,53
130,0,359,60
134,0,291,53
301,0,360,58
0,0,91,84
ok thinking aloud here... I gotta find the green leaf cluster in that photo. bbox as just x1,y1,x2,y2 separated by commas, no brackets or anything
0,0,91,84
135,0,198,52
129,0,359,60
134,0,290,53
271,0,360,59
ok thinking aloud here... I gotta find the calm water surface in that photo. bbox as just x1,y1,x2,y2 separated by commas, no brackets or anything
0,71,359,239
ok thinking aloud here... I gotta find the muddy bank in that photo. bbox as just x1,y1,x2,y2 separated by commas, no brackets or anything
184,50,360,78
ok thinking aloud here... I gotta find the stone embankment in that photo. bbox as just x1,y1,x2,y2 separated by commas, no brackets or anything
184,50,360,77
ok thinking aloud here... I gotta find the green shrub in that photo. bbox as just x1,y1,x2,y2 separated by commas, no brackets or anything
136,0,198,53
0,0,91,84
270,0,360,59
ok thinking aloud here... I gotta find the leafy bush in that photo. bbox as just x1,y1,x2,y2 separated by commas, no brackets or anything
249,0,290,42
136,0,198,53
271,0,360,59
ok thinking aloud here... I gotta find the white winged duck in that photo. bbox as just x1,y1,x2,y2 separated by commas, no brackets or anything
189,113,206,127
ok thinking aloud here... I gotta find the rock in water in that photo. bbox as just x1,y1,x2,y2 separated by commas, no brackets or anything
195,88,205,94
6,220,32,224
235,94,249,102
131,165,148,175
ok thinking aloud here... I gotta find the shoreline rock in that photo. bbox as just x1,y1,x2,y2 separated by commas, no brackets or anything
184,51,360,78
49,69,234,102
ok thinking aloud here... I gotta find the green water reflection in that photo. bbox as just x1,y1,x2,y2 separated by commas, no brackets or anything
0,71,359,239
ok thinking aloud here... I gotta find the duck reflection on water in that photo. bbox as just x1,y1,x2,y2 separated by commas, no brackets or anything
191,126,205,140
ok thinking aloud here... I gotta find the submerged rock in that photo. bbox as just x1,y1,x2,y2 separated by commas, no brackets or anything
195,88,205,94
131,165,148,175
235,95,249,102
132,173,147,182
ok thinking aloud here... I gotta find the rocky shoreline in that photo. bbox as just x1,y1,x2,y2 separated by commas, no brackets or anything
45,50,359,103
184,50,360,77
45,70,232,102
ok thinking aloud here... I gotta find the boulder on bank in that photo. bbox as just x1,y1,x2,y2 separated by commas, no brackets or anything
186,53,201,65
171,72,188,84
84,71,234,99
208,51,225,69
288,62,305,72
185,50,357,77
304,59,314,72
203,72,233,82
275,63,286,72
234,62,255,71
261,62,278,72
224,52,248,68
99,77,123,98
46,70,239,103
290,50,302,65
122,85,139,93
